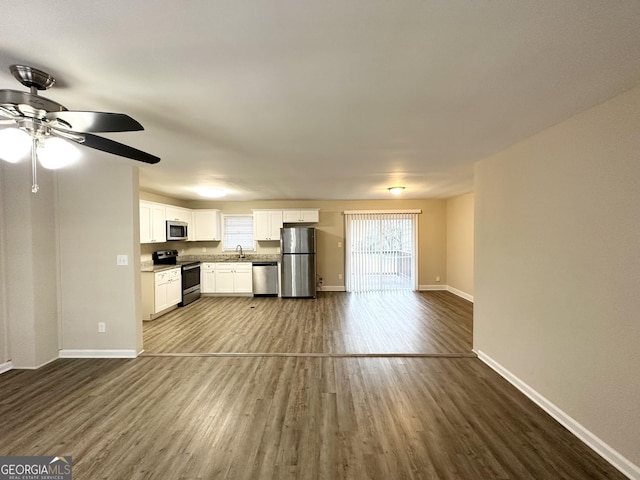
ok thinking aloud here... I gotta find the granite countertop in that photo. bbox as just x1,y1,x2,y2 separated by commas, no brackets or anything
141,264,182,273
141,254,280,272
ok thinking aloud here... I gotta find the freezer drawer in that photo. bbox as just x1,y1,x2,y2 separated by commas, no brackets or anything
252,262,279,297
281,254,316,298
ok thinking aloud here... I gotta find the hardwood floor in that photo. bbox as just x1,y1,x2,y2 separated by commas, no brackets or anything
143,291,473,354
0,292,625,478
0,356,624,479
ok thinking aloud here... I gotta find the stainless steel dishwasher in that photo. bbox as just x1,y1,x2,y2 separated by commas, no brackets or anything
252,262,279,297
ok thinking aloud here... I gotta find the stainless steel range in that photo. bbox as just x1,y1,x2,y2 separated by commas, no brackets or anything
152,250,201,306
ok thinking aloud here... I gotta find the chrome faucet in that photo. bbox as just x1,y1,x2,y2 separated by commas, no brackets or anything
235,244,245,259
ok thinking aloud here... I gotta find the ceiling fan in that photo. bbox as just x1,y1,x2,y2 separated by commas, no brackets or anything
0,64,160,192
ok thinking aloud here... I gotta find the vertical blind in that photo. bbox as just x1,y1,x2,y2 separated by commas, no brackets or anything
344,211,419,292
223,215,255,251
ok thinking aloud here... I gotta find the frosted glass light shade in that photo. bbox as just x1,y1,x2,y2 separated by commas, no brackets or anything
197,187,226,198
388,186,405,195
0,128,31,163
37,137,81,169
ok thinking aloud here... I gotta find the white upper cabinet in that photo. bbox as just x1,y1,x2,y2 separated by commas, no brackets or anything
282,209,319,224
253,210,284,241
193,209,221,241
140,201,166,243
165,206,191,224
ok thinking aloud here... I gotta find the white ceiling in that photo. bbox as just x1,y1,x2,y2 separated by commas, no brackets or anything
2,1,640,201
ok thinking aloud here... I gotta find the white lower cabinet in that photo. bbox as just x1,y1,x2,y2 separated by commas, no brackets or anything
201,262,253,294
142,267,182,320
233,263,253,293
201,263,217,293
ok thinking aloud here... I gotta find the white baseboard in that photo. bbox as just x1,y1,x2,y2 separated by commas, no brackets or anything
419,284,447,291
447,286,474,302
59,349,138,359
0,360,13,374
318,285,346,292
9,356,59,370
477,350,640,480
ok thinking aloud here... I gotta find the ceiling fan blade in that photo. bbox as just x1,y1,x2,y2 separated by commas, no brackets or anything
78,133,160,164
0,105,17,119
46,111,144,132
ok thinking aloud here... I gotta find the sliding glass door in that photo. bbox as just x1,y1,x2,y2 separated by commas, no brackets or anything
345,211,419,292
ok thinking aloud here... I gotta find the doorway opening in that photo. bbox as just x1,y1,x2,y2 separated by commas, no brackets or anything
344,211,419,292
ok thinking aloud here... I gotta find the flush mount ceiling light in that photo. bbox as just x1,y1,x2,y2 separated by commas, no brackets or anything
388,186,405,195
0,64,160,193
197,187,227,198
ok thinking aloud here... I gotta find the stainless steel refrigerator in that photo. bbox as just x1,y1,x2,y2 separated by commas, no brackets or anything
281,227,316,298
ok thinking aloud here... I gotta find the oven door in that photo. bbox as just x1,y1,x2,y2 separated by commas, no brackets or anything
180,263,201,306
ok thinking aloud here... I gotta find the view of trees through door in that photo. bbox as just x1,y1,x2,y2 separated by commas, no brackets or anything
345,211,419,292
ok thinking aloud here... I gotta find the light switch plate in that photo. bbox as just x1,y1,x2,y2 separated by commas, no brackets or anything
117,255,128,266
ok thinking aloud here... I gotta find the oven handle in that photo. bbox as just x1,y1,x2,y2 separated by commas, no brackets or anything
182,264,201,271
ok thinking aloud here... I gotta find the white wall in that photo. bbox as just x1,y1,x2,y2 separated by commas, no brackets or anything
446,193,474,298
1,160,59,368
474,84,640,473
57,161,141,356
0,165,9,366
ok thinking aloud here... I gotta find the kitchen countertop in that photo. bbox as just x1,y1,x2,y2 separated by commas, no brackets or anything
141,264,183,273
141,254,280,272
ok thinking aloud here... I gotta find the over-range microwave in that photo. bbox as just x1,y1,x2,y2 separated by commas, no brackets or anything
166,220,188,241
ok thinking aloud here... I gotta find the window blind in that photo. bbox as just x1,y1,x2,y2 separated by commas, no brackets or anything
222,215,255,251
344,211,418,292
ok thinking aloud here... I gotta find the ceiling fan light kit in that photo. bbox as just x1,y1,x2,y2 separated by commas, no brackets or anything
0,127,31,162
0,64,160,193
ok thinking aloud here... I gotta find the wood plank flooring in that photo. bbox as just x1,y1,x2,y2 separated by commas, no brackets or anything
143,291,473,354
0,356,624,479
1,291,624,479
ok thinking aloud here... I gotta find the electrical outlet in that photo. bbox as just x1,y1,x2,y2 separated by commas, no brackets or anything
116,254,128,266
98,322,106,333
202,247,207,253
338,273,343,280
436,276,441,282
337,241,342,248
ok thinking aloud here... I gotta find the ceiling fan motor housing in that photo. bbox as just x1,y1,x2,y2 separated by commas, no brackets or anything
10,64,56,91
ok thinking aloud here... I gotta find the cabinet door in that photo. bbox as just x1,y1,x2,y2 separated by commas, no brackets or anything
282,209,318,223
167,268,182,306
282,210,301,223
154,271,169,312
140,203,152,243
234,264,253,293
254,211,271,240
268,210,283,239
151,204,167,242
254,210,283,240
140,201,166,243
201,268,216,293
214,264,235,293
194,210,221,241
168,278,183,306
234,270,253,293
165,206,190,223
300,210,319,223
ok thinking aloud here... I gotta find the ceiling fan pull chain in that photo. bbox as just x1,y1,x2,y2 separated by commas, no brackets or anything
31,137,39,193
